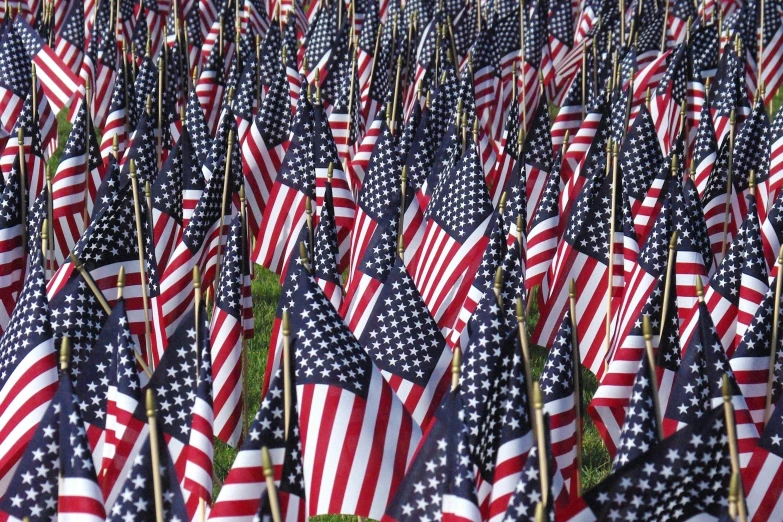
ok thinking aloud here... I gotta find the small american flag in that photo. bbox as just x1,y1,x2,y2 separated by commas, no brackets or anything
525,99,554,229
611,354,659,470
53,0,84,75
312,186,344,310
564,406,731,522
0,372,105,522
15,18,79,112
382,388,481,522
99,68,130,163
196,46,226,136
692,97,718,197
744,393,783,521
0,158,26,334
690,21,719,80
287,259,421,518
242,52,291,237
209,369,306,522
650,44,687,155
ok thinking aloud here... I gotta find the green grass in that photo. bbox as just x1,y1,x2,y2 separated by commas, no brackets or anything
47,87,783,520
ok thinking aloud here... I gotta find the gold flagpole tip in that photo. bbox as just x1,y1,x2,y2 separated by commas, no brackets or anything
192,266,201,288
498,191,508,214
401,165,408,183
129,158,137,177
612,140,619,156
118,266,126,288
721,373,731,401
112,133,119,149
749,169,756,190
327,162,334,182
261,446,274,477
17,126,23,141
192,67,198,81
533,380,543,409
670,154,679,175
493,266,503,293
777,244,783,265
695,275,704,299
515,298,524,321
59,337,71,371
562,130,571,150
517,127,525,146
730,108,736,125
282,309,290,335
642,315,652,341
41,218,48,240
145,94,152,114
450,347,461,390
305,196,312,214
145,388,156,417
569,279,576,298
729,470,740,502
669,231,678,249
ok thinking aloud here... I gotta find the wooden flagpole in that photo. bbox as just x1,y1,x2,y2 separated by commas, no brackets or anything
262,446,283,522
641,315,664,440
282,309,292,440
157,57,164,170
215,129,236,287
41,219,49,281
146,389,165,522
18,126,25,254
722,372,748,522
568,279,583,498
451,346,461,391
728,471,741,521
764,245,783,426
605,141,619,360
193,265,206,522
398,165,408,260
659,231,678,338
239,186,250,439
532,381,550,507
129,159,154,368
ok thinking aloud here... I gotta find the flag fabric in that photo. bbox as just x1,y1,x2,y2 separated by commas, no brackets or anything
312,186,344,310
744,393,783,522
611,354,659,470
0,159,26,334
53,0,85,75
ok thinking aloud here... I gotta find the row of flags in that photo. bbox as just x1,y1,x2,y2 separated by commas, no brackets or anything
0,0,780,519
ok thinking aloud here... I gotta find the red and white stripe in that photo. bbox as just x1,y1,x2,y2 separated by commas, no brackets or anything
210,303,243,447
183,389,214,519
744,446,783,522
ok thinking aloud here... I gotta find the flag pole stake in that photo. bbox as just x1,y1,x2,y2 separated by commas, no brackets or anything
41,218,49,281
129,159,154,369
146,389,165,522
605,141,619,365
659,228,678,338
18,126,25,254
239,186,250,439
451,346,461,391
215,129,236,286
764,245,783,425
398,166,408,259
568,279,583,498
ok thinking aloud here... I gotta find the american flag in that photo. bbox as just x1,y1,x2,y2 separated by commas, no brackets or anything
589,183,675,454
0,371,105,522
209,369,306,522
668,0,696,46
233,54,260,144
701,140,740,268
611,354,660,470
563,406,731,522
15,18,79,113
763,191,783,277
0,23,31,137
150,128,190,270
408,139,493,333
690,21,719,80
547,0,574,104
663,296,759,467
328,66,361,167
50,102,104,267
312,185,343,310
243,0,271,37
103,303,201,506
354,253,451,429
650,44,687,155
525,99,554,229
711,46,745,146
242,51,290,238
744,393,783,521
303,2,338,85
286,259,421,518
487,89,520,206
53,0,84,75
0,227,57,496
458,274,532,519
252,94,314,276
382,388,481,522
692,97,718,197
105,416,190,522
183,85,211,224
0,158,26,334
132,55,158,132
99,68,130,163
761,0,783,104
156,115,239,355
551,77,584,156
196,45,226,135
0,93,46,212
734,95,772,219
526,148,563,292
730,284,783,437
312,102,354,272
182,296,214,520
210,217,247,447
539,312,579,495
101,297,146,480
675,174,714,312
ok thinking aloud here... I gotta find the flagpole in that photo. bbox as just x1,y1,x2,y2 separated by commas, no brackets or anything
764,245,783,425
721,372,748,522
605,141,618,364
282,309,292,440
532,381,550,507
129,159,154,368
215,129,236,286
641,315,664,440
451,346,461,391
568,279,583,498
365,25,383,100
581,42,587,119
18,126,25,254
146,389,165,522
659,230,678,338
398,165,408,259
345,50,358,156
534,502,546,522
758,0,765,91
239,186,250,439
193,264,206,522
261,446,283,522
41,219,49,281
157,57,164,170
660,0,669,53
619,0,625,44
82,79,93,229
389,56,402,135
